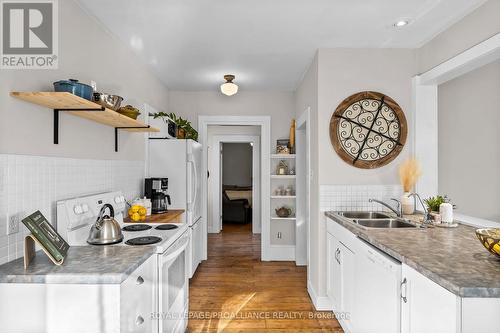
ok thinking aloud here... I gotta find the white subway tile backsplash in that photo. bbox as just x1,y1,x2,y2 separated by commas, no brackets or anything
0,154,144,263
320,184,403,212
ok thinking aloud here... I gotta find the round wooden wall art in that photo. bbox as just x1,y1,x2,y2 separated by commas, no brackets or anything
330,91,407,169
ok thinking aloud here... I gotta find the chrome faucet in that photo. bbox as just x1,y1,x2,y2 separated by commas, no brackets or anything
409,193,432,224
369,198,403,217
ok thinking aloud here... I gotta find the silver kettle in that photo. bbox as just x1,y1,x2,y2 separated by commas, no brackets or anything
87,204,124,245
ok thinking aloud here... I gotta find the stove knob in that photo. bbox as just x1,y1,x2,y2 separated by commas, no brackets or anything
73,205,83,215
114,196,121,204
81,204,89,213
120,196,126,203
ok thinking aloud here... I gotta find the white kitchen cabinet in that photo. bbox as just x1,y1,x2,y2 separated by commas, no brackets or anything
339,242,355,333
401,264,460,333
0,255,156,333
121,255,156,333
327,232,341,310
326,227,355,333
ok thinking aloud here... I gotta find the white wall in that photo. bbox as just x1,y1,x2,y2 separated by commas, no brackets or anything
294,53,321,299
0,155,144,264
417,0,500,73
170,91,294,236
295,49,417,305
222,143,253,187
168,91,294,150
438,59,500,221
0,0,169,263
0,0,169,160
318,48,417,185
317,49,416,300
414,0,500,222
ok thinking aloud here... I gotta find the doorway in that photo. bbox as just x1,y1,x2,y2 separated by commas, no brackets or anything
211,135,261,234
198,116,271,261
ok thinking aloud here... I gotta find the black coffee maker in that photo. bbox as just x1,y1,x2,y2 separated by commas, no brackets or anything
145,178,171,214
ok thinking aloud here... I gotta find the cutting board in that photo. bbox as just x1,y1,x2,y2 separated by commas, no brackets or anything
124,209,185,224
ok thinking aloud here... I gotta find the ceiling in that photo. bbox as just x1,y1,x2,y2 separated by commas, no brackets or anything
76,0,486,91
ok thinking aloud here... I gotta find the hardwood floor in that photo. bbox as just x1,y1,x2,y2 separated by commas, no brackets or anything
187,223,343,333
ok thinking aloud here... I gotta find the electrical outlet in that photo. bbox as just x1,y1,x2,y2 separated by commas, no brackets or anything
277,232,282,239
7,213,20,235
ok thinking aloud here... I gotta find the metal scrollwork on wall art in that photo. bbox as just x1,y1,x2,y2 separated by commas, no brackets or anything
330,91,407,169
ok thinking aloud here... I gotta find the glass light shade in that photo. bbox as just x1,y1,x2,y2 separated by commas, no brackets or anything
220,82,238,96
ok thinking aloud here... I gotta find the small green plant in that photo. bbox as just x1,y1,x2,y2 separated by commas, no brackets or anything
424,195,450,212
152,112,198,141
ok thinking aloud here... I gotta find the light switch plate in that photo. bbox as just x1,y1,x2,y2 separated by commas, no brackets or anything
7,213,20,235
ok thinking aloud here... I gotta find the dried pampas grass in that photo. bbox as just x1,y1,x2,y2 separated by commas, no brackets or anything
399,159,421,193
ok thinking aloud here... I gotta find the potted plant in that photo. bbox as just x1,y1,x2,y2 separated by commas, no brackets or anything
167,112,198,141
151,112,198,141
424,195,447,212
424,195,454,221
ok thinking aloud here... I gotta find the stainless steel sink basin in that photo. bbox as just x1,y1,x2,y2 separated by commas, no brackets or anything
354,218,417,229
338,211,392,219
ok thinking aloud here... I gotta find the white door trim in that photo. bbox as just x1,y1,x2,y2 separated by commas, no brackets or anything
211,135,261,234
413,32,500,215
295,107,310,267
198,115,271,261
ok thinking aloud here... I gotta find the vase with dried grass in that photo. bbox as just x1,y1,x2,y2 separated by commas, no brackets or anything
399,159,421,215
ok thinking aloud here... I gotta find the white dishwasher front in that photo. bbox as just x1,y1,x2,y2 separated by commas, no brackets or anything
354,238,402,333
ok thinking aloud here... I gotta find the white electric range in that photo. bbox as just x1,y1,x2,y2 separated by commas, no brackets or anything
56,191,189,333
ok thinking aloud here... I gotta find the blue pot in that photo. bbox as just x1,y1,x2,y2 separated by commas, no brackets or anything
53,79,93,100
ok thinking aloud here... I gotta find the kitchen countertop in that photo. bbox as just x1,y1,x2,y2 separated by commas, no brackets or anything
325,211,500,298
0,245,155,284
124,209,185,223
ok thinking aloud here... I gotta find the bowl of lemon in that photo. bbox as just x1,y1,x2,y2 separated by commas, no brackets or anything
128,205,147,222
476,228,500,258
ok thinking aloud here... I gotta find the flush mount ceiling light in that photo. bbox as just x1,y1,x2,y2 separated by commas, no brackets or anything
220,75,238,96
394,19,410,28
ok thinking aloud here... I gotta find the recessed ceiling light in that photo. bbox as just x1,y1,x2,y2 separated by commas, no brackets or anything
130,35,144,51
394,19,410,28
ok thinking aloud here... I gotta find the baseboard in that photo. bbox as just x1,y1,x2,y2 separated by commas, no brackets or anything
295,259,307,266
263,245,295,261
307,280,332,311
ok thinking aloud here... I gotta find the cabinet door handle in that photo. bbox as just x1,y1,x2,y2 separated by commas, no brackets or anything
401,278,408,303
136,315,144,325
136,276,144,285
335,248,341,264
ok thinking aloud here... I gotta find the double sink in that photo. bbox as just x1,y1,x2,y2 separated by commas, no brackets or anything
336,211,418,229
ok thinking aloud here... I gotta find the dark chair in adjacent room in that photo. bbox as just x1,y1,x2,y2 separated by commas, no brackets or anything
222,186,252,224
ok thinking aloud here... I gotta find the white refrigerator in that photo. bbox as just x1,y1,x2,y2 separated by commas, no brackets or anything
148,139,203,278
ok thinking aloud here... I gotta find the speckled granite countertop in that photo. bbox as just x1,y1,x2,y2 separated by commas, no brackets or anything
325,211,500,298
0,246,155,284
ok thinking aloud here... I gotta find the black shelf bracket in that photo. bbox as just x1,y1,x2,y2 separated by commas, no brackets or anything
53,107,105,144
115,126,151,152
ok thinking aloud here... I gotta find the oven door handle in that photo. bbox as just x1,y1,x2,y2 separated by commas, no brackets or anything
162,236,189,262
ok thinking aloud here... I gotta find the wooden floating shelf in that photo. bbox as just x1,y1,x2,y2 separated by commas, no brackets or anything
271,217,296,220
10,92,160,151
10,92,160,132
271,175,296,179
271,154,296,159
271,196,296,199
